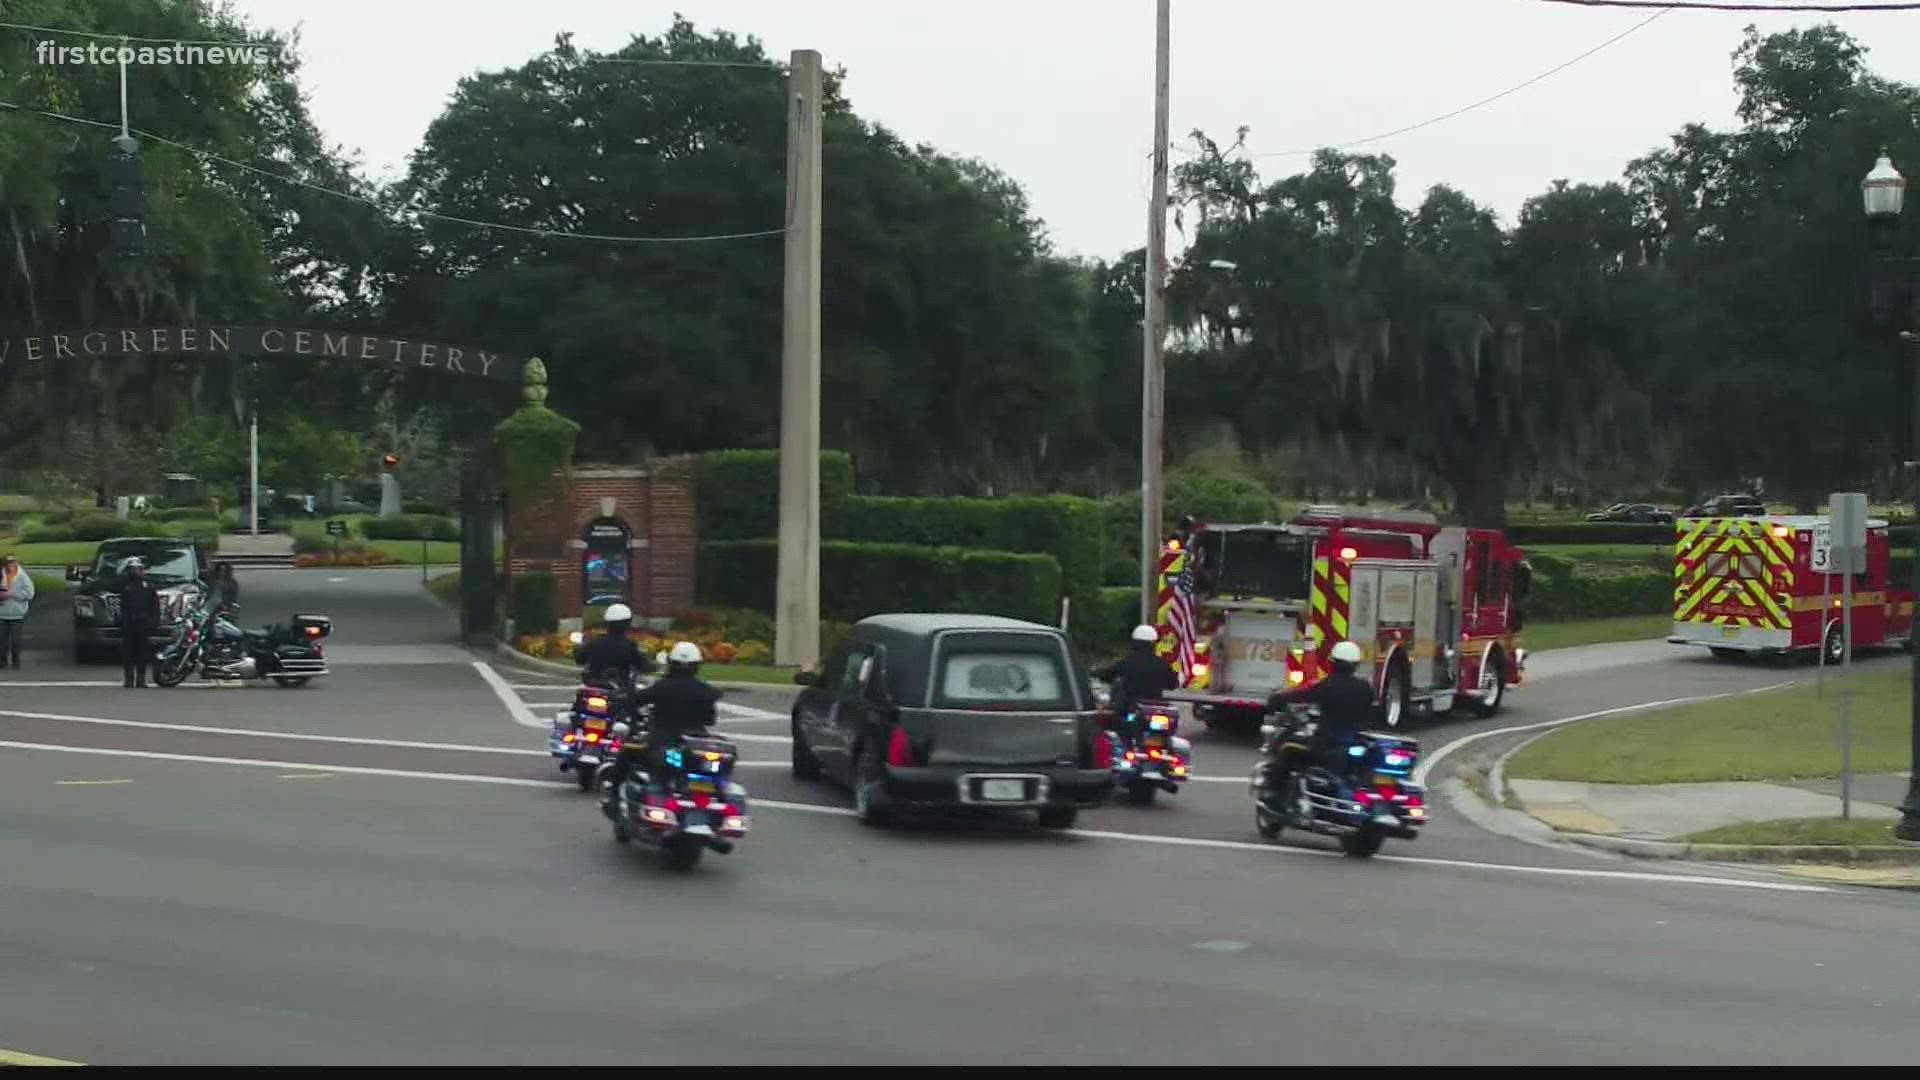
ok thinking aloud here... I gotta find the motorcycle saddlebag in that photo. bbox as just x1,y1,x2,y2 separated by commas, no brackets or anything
291,613,332,641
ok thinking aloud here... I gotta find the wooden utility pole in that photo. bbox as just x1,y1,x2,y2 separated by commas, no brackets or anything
775,49,824,668
1140,0,1171,622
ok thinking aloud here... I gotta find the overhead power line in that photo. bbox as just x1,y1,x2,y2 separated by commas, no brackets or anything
0,17,282,48
0,99,792,244
1537,1,1920,10
1242,6,1669,159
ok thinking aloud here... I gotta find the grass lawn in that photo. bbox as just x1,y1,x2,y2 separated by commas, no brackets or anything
1680,817,1902,846
1522,613,1670,651
364,539,464,565
1,542,110,567
1532,542,1670,564
1508,668,1909,784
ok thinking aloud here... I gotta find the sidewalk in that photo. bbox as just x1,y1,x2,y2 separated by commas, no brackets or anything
1509,777,1905,840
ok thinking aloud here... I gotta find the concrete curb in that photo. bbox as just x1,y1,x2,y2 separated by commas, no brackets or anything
1434,724,1920,883
487,640,793,693
1550,830,1920,865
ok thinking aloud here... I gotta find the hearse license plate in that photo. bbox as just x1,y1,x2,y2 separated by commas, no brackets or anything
980,779,1025,802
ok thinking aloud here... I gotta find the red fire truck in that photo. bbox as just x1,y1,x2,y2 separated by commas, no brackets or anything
1669,514,1916,660
1154,505,1529,733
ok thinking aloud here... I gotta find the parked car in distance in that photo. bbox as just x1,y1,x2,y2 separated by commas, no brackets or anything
788,613,1112,830
1682,494,1767,518
68,537,207,663
1586,502,1674,524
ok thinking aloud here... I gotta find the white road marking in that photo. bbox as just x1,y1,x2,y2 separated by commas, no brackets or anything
474,660,543,728
278,772,335,780
0,738,1844,896
326,577,348,583
54,778,132,786
0,707,546,756
1412,680,1798,787
0,681,123,687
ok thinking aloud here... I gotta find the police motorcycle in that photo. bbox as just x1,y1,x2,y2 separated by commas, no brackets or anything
602,714,751,871
1250,703,1427,858
1092,680,1193,806
153,595,331,689
549,668,645,791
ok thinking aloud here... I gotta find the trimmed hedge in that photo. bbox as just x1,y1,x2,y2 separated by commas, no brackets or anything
512,571,560,635
828,493,1104,609
697,539,1061,625
1527,556,1669,621
697,449,855,541
363,514,460,541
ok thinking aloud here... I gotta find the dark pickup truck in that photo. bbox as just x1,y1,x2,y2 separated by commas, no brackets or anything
68,537,207,663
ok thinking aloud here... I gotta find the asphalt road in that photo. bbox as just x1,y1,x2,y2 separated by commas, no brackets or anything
3,570,1917,1064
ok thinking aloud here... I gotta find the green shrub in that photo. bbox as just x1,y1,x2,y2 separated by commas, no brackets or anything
362,514,459,541
291,532,332,556
66,515,168,541
403,500,449,516
1527,560,1670,621
1508,523,1677,546
151,506,215,523
695,449,855,541
41,506,77,525
512,571,560,634
675,606,777,644
828,492,1104,609
172,519,222,550
1069,585,1143,660
698,539,1061,624
20,523,74,543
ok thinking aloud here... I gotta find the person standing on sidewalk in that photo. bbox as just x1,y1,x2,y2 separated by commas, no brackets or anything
117,558,161,688
0,553,34,669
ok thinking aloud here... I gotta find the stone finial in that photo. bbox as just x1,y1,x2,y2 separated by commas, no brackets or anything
522,356,549,404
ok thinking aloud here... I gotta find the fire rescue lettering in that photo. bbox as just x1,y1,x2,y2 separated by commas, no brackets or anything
1674,518,1795,630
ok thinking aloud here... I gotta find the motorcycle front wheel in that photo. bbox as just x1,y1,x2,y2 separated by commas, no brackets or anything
1254,803,1284,840
153,651,192,688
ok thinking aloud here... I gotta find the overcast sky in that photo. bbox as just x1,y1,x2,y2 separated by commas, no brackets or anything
220,0,1920,260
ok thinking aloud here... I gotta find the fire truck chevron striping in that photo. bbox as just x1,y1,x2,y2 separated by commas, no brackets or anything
1669,513,1915,657
1152,506,1529,733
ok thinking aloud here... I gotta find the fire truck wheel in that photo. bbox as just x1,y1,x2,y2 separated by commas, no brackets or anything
1380,663,1412,730
1468,651,1506,718
1824,623,1847,665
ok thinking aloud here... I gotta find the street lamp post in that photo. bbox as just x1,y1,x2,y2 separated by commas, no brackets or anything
1860,149,1920,843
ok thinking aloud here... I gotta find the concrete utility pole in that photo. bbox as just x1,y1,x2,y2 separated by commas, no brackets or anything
775,48,824,669
1140,0,1171,623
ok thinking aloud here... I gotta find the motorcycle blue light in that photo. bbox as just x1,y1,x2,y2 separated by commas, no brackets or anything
1384,752,1411,767
1347,745,1366,758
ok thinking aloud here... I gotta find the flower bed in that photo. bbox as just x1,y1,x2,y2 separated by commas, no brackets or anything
293,547,402,568
511,626,771,666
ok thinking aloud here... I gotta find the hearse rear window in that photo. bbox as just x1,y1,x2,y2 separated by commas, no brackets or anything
935,648,1073,711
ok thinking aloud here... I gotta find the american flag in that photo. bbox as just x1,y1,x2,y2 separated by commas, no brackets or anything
1166,550,1199,683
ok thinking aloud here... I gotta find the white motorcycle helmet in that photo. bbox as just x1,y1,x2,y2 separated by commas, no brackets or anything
1329,640,1363,669
668,640,703,665
603,602,633,624
1131,624,1158,644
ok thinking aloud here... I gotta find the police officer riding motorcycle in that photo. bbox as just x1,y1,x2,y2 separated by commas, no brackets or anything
1093,624,1179,744
601,640,722,816
1263,639,1373,790
573,603,653,689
